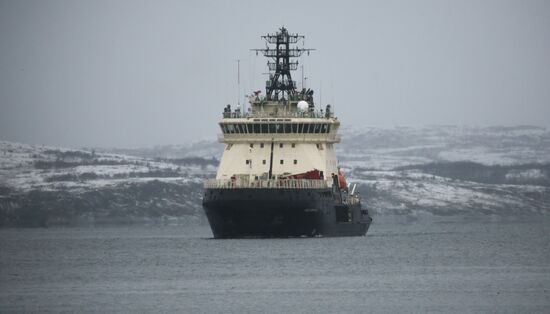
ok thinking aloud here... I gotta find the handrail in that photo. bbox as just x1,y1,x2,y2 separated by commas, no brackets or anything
342,195,361,205
218,133,341,144
222,111,333,119
204,179,328,189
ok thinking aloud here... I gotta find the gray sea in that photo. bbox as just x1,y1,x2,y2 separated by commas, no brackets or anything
1,217,549,313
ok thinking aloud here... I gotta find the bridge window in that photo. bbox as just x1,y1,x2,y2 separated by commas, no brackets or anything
250,143,253,148
260,143,264,148
284,123,292,133
227,124,235,134
291,143,295,148
279,143,283,148
294,159,297,165
245,123,323,134
263,160,266,165
280,160,284,165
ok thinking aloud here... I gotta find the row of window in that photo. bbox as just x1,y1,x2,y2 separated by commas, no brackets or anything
227,143,329,151
249,143,296,148
246,159,298,165
221,123,331,134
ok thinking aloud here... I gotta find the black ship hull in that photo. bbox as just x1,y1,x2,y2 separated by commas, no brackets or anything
202,188,372,238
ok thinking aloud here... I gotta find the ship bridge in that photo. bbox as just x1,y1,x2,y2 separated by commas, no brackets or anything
218,114,340,144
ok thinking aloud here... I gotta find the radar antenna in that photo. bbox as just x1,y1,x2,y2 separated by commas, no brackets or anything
251,27,314,102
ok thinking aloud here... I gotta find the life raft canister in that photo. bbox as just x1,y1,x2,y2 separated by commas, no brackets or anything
337,169,347,190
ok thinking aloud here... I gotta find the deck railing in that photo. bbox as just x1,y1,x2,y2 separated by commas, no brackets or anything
204,179,328,190
218,133,341,143
343,195,361,205
222,110,331,119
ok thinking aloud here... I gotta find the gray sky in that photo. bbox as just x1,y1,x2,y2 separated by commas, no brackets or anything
1,0,549,148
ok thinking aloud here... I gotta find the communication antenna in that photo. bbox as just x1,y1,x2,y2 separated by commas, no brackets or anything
301,65,304,90
236,59,248,113
320,81,322,107
332,79,336,114
236,59,240,109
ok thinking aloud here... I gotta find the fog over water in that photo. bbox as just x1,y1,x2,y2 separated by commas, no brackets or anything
1,0,549,148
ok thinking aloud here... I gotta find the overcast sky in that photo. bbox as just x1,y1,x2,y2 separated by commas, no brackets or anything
1,0,549,148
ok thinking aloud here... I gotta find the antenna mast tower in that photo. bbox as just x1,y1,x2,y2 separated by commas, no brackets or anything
252,27,314,102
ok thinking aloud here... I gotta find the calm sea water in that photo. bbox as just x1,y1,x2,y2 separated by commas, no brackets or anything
1,217,549,313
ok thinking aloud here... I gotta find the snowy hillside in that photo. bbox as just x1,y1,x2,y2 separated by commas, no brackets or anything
351,167,549,217
338,125,550,169
1,125,549,226
336,125,550,216
0,141,216,226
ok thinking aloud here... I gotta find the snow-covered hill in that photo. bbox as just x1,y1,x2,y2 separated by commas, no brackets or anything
0,141,216,226
338,125,550,169
1,125,549,226
337,125,550,216
352,167,549,217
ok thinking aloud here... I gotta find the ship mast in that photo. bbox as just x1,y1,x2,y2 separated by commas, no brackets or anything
252,27,314,102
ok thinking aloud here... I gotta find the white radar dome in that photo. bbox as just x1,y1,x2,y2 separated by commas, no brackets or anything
297,101,309,112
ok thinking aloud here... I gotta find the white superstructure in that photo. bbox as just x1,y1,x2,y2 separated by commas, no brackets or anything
216,99,340,186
